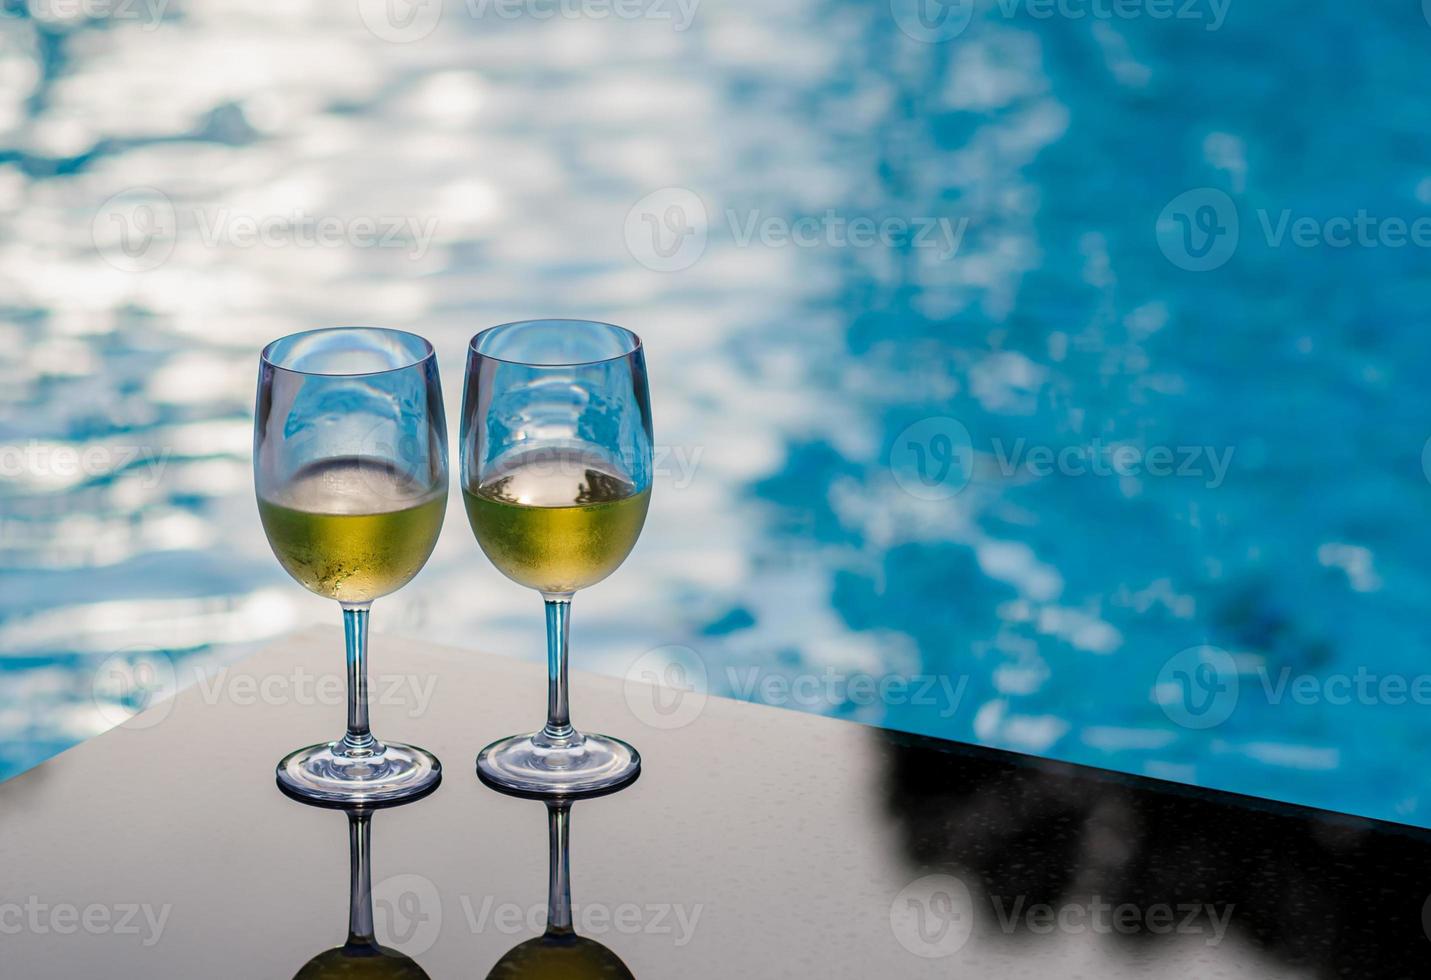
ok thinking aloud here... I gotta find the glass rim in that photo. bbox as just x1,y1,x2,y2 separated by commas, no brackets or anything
468,318,643,368
260,326,436,378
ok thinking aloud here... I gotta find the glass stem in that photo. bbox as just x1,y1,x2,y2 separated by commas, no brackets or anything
346,810,375,945
542,593,576,742
341,602,376,754
546,801,573,935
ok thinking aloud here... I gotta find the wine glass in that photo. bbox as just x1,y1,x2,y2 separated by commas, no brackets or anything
462,319,653,795
255,327,446,804
484,795,636,980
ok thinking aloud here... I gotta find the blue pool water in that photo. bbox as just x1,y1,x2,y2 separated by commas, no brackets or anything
2,1,1430,825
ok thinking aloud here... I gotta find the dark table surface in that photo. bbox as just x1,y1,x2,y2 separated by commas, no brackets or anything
3,626,1429,978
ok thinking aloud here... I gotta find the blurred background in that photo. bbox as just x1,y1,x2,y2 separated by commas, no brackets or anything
2,0,1429,826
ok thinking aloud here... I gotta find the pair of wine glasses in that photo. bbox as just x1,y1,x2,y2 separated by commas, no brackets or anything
254,320,653,803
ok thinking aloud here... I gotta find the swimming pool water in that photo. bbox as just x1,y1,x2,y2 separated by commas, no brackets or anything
2,1,1430,826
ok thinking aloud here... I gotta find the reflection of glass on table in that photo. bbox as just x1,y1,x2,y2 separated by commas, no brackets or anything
484,793,636,980
284,786,435,979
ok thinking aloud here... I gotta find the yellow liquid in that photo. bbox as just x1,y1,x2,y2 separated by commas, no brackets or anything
485,935,634,980
463,452,649,594
293,945,431,979
259,457,445,603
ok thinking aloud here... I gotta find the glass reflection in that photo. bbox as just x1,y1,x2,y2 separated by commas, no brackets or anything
283,787,434,979
483,791,636,980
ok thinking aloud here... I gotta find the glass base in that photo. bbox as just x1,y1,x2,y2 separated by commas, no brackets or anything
276,738,441,805
477,730,640,797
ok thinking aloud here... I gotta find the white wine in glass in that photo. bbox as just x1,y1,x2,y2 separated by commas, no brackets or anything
260,457,446,603
255,327,447,805
462,448,650,594
462,319,653,796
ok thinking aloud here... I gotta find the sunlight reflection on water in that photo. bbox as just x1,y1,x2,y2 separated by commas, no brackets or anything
3,0,1430,826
